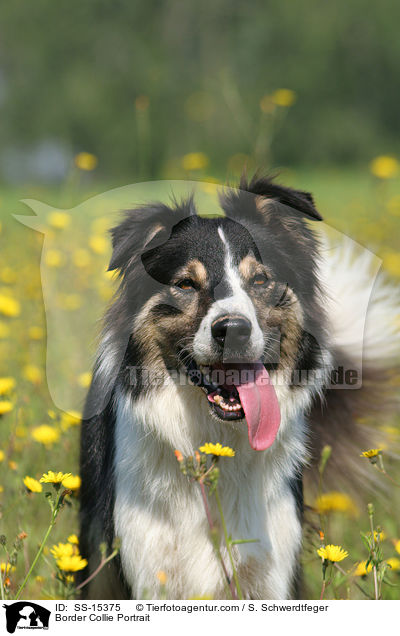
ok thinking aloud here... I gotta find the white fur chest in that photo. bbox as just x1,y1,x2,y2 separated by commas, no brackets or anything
113,383,305,599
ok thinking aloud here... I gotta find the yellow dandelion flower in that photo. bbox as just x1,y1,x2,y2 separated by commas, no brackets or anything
0,563,16,574
383,251,400,278
387,195,400,217
103,269,116,281
9,460,17,471
62,474,81,490
0,321,10,338
1,267,17,284
0,450,4,461
394,539,400,555
156,571,167,585
270,88,296,107
0,486,3,493
360,448,382,458
57,555,87,572
45,249,64,268
317,545,348,563
35,576,44,583
40,471,72,484
77,372,92,388
23,476,43,493
23,364,43,385
370,155,399,179
51,542,75,559
47,211,70,230
182,152,209,171
373,530,386,542
58,293,82,311
0,401,14,415
68,534,79,545
387,557,400,572
28,326,44,340
353,560,373,576
314,491,358,517
0,294,20,317
0,377,16,395
89,235,108,255
73,249,91,268
199,443,235,457
75,152,98,171
31,425,60,446
15,426,27,438
91,217,111,234
97,284,113,301
60,411,81,430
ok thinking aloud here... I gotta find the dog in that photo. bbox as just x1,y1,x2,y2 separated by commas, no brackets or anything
79,175,399,599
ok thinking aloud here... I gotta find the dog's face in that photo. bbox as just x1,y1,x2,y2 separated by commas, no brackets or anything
107,179,327,449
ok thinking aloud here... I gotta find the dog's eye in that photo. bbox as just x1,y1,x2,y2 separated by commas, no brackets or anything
251,274,268,287
175,278,196,291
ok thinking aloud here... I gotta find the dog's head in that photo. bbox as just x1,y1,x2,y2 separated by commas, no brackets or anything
104,176,328,450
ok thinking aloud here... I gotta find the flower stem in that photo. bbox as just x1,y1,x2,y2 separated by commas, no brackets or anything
374,458,400,487
368,504,379,600
214,488,243,600
198,480,237,600
14,494,60,600
74,549,119,593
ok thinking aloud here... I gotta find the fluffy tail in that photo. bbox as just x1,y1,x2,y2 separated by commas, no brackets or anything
307,233,400,491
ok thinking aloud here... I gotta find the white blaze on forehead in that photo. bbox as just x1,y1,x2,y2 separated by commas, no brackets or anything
192,226,264,362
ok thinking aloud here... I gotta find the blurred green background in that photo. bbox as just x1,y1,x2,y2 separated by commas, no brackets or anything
1,0,400,182
0,0,400,601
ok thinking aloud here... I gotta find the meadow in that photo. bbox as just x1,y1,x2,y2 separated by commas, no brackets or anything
0,161,399,600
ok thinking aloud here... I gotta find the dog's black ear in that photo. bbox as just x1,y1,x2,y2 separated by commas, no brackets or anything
108,205,170,272
239,174,323,221
108,196,196,272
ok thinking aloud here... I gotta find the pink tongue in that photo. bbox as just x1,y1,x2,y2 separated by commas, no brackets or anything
235,363,280,451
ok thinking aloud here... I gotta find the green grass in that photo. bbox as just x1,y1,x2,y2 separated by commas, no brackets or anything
0,167,399,599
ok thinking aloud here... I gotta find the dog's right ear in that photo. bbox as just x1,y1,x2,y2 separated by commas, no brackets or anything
107,205,170,272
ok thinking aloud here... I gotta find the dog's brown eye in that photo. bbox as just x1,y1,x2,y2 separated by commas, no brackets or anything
252,274,268,287
176,278,196,291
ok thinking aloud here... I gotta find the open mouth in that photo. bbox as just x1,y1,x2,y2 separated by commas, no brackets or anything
184,359,281,451
184,359,244,420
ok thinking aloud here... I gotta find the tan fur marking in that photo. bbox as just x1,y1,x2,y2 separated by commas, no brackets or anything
254,195,275,218
239,254,272,281
174,259,208,287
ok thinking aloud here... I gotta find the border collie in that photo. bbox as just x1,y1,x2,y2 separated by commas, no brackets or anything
79,175,399,599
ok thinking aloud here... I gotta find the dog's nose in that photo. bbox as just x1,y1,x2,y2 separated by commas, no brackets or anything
211,315,252,347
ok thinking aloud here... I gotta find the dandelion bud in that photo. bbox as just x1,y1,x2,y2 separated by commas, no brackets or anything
174,450,183,463
156,570,167,585
319,445,332,475
368,502,374,516
99,542,107,558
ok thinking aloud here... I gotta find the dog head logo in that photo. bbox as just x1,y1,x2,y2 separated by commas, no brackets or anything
3,602,50,633
14,180,381,419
